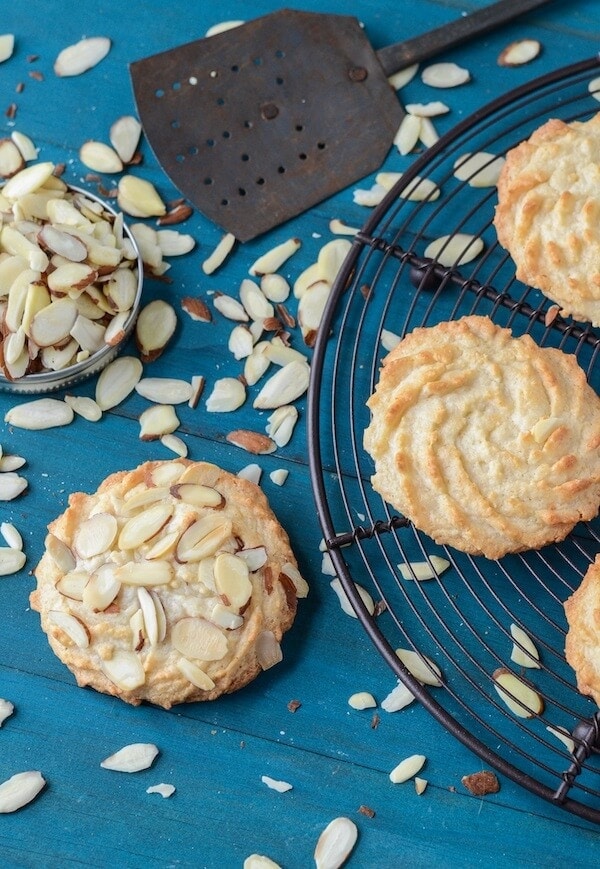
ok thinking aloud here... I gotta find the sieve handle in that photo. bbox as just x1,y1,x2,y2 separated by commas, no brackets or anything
376,0,553,76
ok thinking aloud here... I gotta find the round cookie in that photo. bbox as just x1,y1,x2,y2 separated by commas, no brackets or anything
31,459,308,708
494,112,600,325
363,315,600,559
565,556,600,706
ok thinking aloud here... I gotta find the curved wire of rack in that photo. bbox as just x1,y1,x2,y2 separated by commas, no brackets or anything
308,56,600,823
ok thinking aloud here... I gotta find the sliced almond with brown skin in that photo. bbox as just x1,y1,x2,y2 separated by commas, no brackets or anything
181,297,212,322
176,514,233,563
226,430,277,455
171,617,228,661
122,485,170,513
109,116,142,164
0,139,25,178
54,37,111,77
47,610,90,648
28,298,79,347
255,630,283,669
170,483,224,509
214,552,252,610
118,502,174,551
135,299,176,362
158,202,194,226
498,38,541,67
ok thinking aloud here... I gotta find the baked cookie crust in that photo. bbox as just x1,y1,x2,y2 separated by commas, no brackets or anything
565,555,600,706
494,113,600,325
31,459,308,708
363,315,600,559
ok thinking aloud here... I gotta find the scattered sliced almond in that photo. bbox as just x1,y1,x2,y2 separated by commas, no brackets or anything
135,299,177,362
146,782,176,798
265,405,298,447
64,394,103,422
419,117,439,148
0,547,26,575
0,139,25,178
396,648,443,687
205,377,246,412
11,131,38,162
161,433,188,457
376,171,441,202
261,775,293,793
390,754,426,784
394,113,422,155
100,743,159,773
0,698,14,726
406,101,450,117
421,62,471,88
213,292,249,322
414,777,428,795
54,36,111,76
5,397,73,430
80,141,123,174
348,692,376,710
314,817,358,869
0,522,22,550
381,680,416,712
202,232,236,274
95,356,142,410
492,667,544,718
510,623,541,669
0,771,46,813
0,34,15,64
330,576,375,618
328,218,359,237
117,175,166,218
135,377,193,405
546,725,575,754
398,555,450,581
260,273,290,303
388,63,418,90
253,360,310,409
157,229,195,257
237,463,262,484
226,430,276,455
453,151,505,187
424,233,484,267
249,237,301,277
498,38,541,66
139,404,180,440
109,115,142,164
588,76,600,102
244,856,281,869
269,469,288,486
181,296,212,323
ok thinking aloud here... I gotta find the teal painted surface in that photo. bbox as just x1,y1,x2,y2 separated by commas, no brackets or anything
0,1,598,865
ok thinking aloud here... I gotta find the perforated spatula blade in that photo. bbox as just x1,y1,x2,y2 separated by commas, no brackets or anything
130,1,552,241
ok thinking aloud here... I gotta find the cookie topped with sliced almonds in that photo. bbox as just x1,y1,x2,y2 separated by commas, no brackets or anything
31,459,308,708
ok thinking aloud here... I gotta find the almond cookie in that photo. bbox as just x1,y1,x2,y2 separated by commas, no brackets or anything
30,459,308,708
494,113,600,325
565,556,600,706
363,315,600,559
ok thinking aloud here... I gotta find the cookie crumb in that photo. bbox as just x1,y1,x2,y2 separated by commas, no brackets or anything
461,770,500,796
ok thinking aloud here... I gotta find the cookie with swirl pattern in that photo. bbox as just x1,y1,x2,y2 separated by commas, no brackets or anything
565,555,600,706
494,113,600,325
364,315,600,559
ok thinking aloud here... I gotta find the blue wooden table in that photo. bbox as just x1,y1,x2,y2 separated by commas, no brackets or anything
0,1,599,866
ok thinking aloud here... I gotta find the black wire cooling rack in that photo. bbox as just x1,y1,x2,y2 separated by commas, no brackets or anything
308,56,600,823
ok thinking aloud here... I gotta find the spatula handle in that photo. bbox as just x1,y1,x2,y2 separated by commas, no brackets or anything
376,0,552,76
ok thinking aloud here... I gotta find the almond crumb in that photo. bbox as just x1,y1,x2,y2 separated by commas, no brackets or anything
358,804,375,818
287,699,301,713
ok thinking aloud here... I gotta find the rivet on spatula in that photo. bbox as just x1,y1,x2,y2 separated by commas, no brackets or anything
261,103,279,120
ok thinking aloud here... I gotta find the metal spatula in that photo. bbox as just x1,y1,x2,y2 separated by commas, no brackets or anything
130,0,551,241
